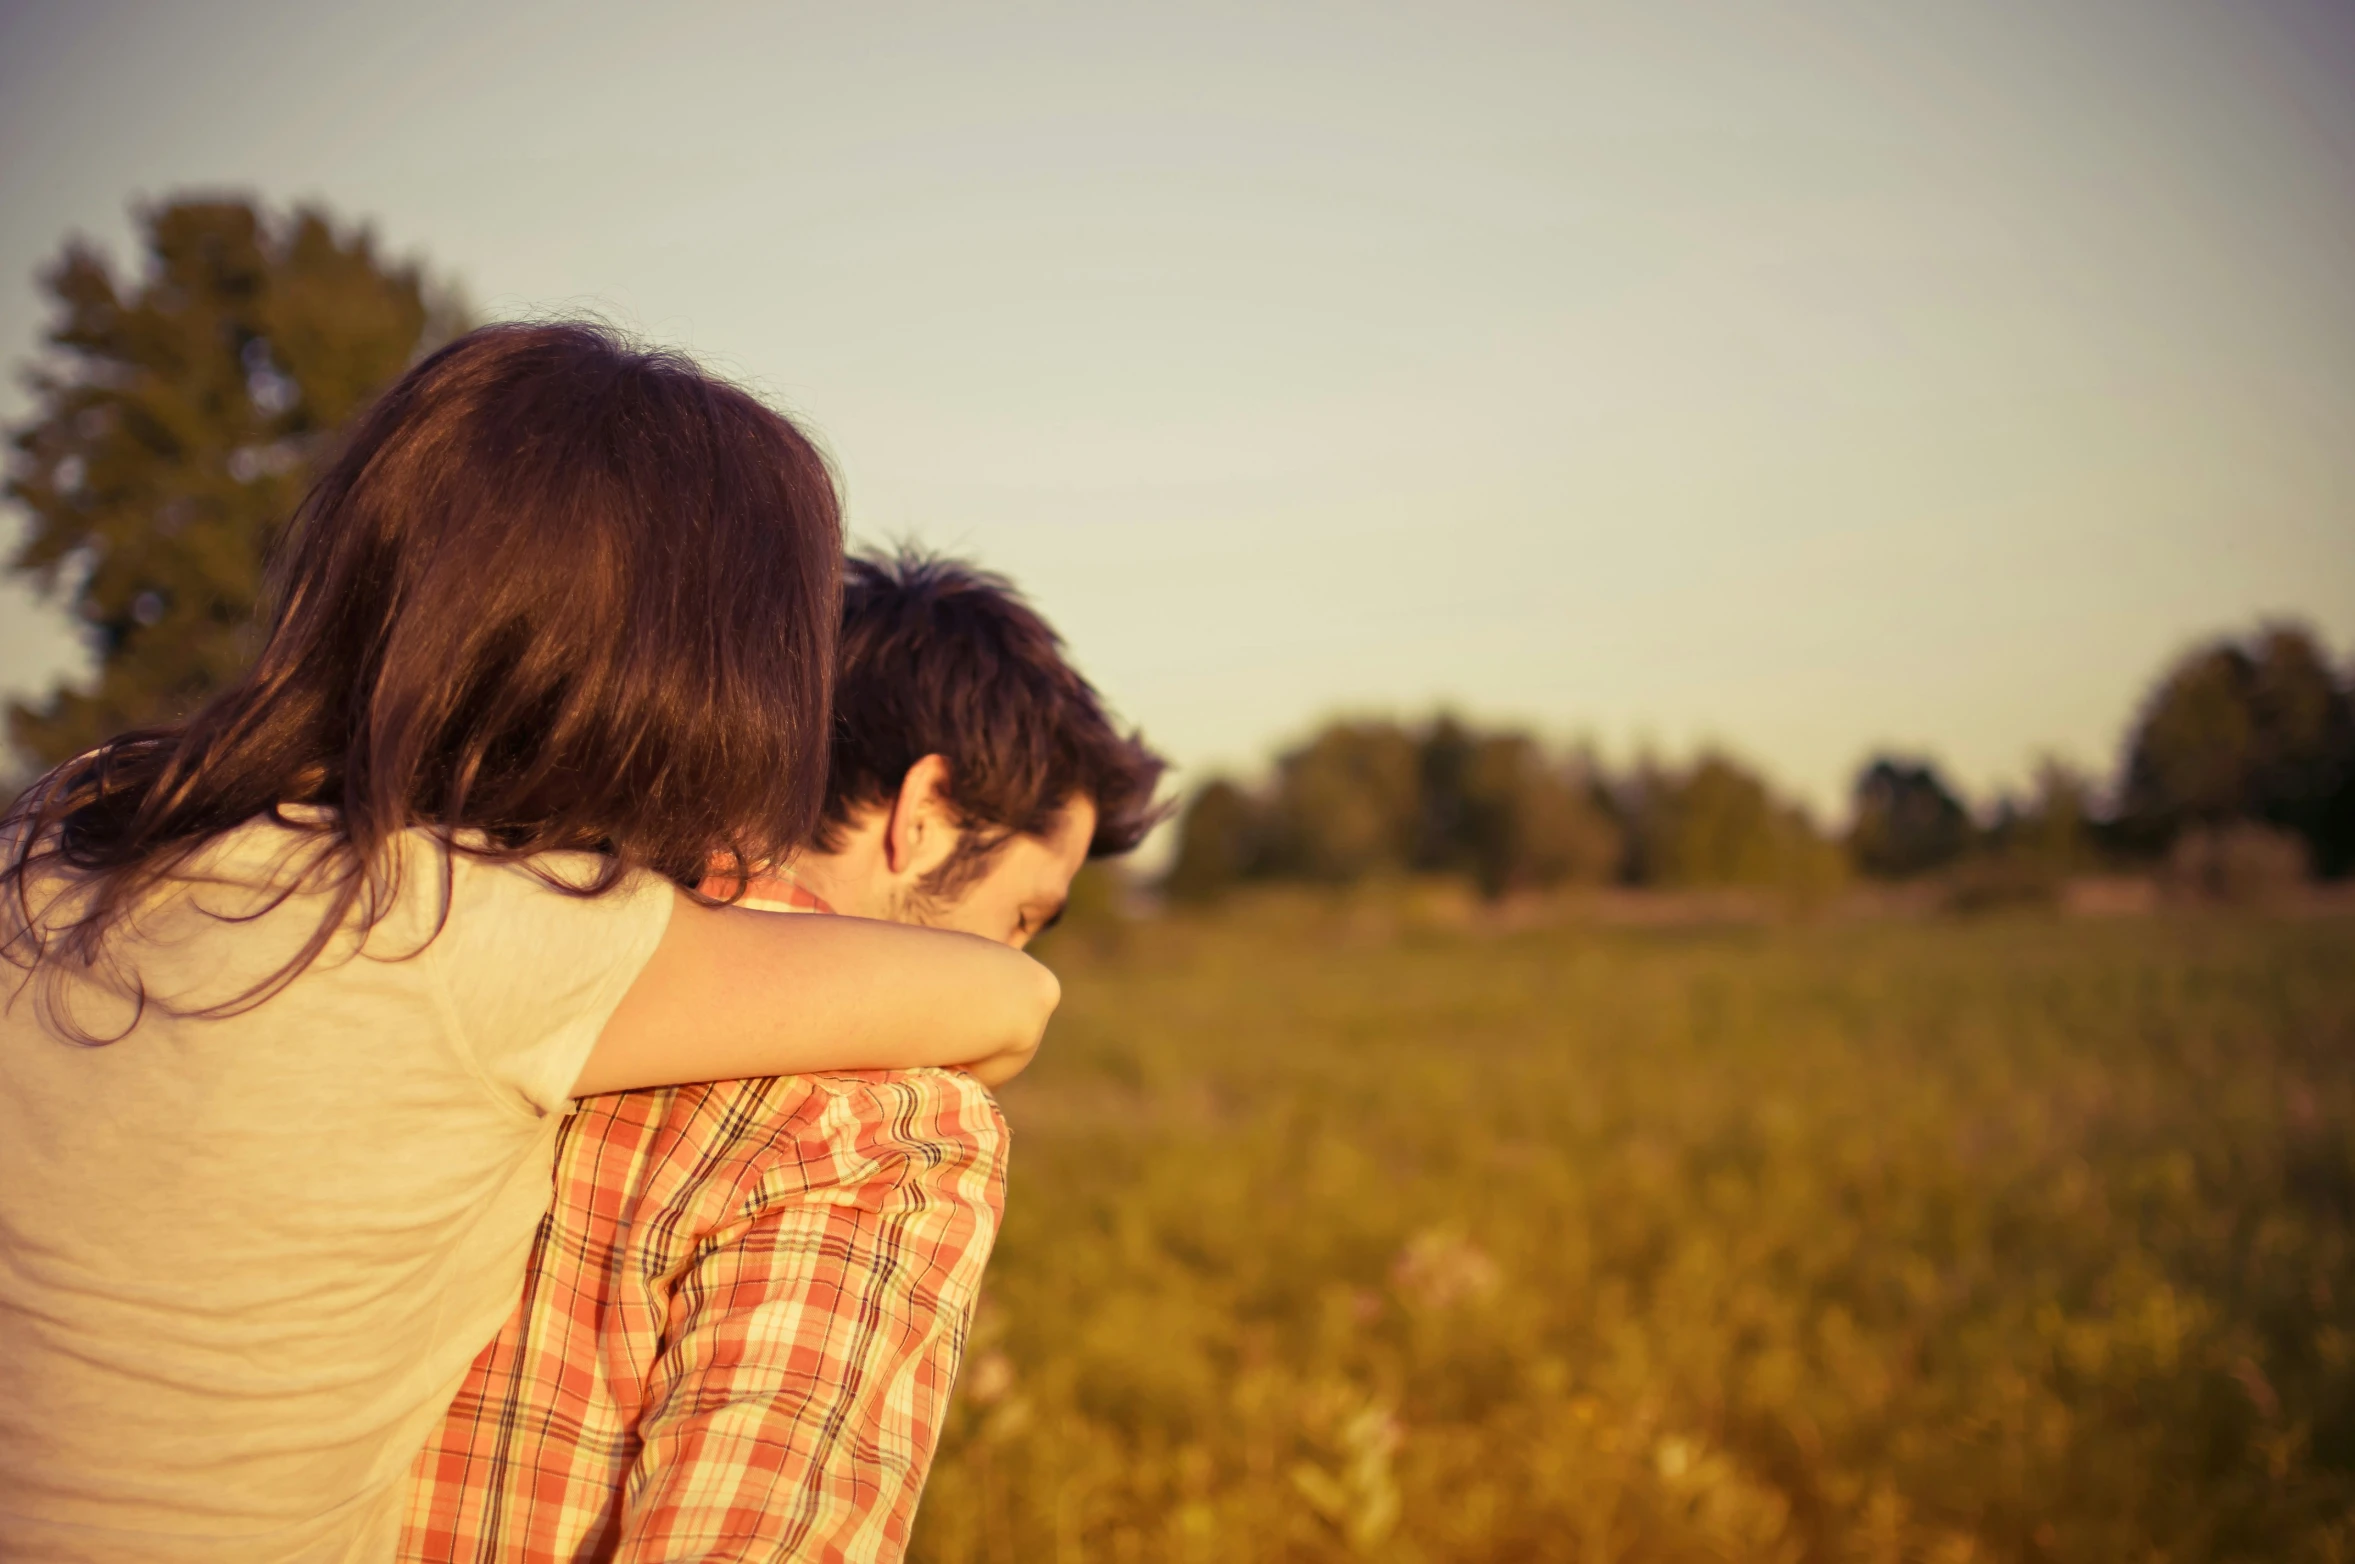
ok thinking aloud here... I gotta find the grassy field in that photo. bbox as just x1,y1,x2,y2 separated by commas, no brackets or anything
908,892,2355,1564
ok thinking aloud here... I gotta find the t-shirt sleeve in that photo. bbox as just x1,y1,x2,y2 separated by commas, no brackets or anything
432,853,676,1116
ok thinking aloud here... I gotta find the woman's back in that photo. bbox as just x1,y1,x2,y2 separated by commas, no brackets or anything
0,322,835,1559
0,817,671,1561
0,322,1062,1559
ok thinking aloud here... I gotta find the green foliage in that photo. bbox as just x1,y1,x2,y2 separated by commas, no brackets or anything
1948,764,2104,911
1166,780,1268,904
1626,752,1845,897
2121,626,2355,876
5,196,462,767
918,906,2355,1563
1166,716,1624,903
1849,756,1972,879
1985,761,2095,876
1265,722,1425,883
1420,721,1621,898
1165,624,2355,909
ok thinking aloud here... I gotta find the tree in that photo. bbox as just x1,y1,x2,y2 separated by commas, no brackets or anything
2120,624,2354,875
1410,714,1481,872
1847,755,1972,878
1164,778,1265,904
1985,759,2096,875
1445,732,1621,897
1627,752,1845,895
6,197,463,768
1166,716,1628,902
1261,721,1423,882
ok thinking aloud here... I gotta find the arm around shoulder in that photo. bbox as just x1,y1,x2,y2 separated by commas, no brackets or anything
569,889,1060,1099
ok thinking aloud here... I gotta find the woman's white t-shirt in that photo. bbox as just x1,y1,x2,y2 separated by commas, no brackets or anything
0,816,674,1562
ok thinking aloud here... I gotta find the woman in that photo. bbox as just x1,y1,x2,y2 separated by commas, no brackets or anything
0,322,1057,1561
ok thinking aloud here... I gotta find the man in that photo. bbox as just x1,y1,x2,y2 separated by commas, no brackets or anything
402,550,1167,1562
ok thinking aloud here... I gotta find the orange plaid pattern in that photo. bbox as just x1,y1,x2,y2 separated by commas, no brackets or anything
401,878,1008,1562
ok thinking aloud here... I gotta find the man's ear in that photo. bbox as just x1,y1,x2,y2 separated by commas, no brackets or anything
882,754,960,879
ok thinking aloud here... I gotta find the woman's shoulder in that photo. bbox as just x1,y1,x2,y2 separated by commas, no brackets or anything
16,802,674,972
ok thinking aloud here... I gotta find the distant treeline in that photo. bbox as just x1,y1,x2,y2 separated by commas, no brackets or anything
1166,624,2355,902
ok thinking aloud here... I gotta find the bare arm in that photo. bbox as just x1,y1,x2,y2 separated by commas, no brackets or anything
570,889,1059,1097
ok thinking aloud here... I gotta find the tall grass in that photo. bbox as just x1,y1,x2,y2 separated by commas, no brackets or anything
910,896,2355,1563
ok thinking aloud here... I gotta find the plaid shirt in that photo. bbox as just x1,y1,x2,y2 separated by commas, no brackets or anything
401,876,1008,1562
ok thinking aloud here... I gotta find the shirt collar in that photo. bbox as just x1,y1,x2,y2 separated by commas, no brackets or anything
698,862,836,916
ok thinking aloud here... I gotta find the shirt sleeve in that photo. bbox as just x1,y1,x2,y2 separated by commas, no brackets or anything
434,851,676,1116
611,1070,1009,1564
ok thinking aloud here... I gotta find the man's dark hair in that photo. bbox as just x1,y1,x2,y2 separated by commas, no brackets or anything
821,549,1170,891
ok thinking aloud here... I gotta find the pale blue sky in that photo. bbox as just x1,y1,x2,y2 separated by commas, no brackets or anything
3,0,2350,817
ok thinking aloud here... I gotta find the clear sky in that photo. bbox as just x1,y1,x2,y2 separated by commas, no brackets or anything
3,0,2350,818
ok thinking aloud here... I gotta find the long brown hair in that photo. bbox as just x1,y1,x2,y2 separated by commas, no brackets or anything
4,320,841,1030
